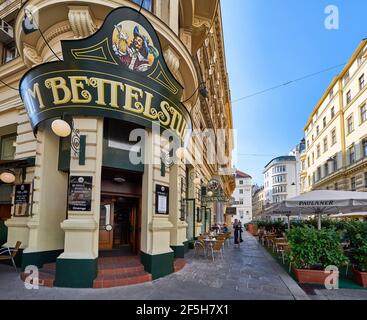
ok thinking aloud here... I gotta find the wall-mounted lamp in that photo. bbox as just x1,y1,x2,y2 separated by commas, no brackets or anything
0,170,16,184
51,119,72,138
51,114,85,164
189,171,201,185
175,147,187,161
207,190,214,197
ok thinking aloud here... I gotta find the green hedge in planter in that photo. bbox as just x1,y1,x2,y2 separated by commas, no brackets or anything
345,221,367,272
287,226,348,270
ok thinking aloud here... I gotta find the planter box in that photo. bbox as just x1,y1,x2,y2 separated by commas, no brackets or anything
293,268,339,285
247,224,258,236
352,268,367,288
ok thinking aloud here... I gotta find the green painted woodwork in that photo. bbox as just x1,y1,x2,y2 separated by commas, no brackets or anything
54,258,98,288
140,251,174,280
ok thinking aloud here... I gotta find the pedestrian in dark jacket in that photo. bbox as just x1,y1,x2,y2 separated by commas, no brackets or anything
233,219,243,248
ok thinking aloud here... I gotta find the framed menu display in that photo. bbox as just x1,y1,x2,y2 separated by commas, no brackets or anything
68,176,93,212
13,184,31,217
155,184,169,215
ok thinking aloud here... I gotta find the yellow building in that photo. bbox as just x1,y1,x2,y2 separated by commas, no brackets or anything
301,39,367,193
0,0,234,288
252,186,265,219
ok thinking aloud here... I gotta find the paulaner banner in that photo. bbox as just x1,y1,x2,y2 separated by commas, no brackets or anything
19,7,192,141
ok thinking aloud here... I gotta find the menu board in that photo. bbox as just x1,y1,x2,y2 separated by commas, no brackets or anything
14,184,31,205
68,176,92,212
14,184,31,217
155,185,169,215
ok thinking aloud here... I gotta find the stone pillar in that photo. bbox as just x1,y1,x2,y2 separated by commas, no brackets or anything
169,0,180,36
54,117,103,288
5,105,38,252
21,123,68,269
140,130,174,280
169,163,188,258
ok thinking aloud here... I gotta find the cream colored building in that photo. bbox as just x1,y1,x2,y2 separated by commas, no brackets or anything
0,0,234,288
252,185,265,219
301,39,367,194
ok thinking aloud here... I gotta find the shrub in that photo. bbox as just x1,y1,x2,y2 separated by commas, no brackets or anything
345,221,367,272
287,226,348,270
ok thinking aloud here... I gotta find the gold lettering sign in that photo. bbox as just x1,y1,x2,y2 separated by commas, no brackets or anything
19,6,192,141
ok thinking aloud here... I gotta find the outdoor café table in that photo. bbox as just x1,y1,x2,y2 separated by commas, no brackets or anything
203,238,217,257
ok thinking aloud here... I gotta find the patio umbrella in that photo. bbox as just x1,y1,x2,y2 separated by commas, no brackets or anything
262,203,303,230
329,212,367,219
284,190,367,230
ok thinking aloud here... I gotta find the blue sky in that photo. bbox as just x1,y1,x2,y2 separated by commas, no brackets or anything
221,0,367,185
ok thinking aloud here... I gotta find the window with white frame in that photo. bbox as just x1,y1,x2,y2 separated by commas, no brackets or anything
361,104,367,124
0,134,16,160
360,74,365,90
347,115,354,134
323,137,328,153
346,90,352,104
331,128,337,145
331,107,335,119
349,145,356,164
344,71,350,86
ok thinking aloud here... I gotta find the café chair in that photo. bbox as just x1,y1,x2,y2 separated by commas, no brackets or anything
208,240,224,262
0,241,22,272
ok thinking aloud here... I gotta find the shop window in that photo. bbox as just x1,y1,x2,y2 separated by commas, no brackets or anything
0,134,16,160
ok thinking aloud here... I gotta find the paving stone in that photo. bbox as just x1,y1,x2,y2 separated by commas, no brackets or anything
0,232,320,300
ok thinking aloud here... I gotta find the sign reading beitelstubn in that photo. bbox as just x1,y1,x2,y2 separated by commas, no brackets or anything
19,7,192,141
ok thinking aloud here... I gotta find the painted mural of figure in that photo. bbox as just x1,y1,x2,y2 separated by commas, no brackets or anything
113,24,159,72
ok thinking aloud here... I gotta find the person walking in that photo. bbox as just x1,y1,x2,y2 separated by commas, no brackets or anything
238,220,244,243
233,219,241,248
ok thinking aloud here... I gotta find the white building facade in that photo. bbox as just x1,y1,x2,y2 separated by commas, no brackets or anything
231,171,252,223
263,156,299,205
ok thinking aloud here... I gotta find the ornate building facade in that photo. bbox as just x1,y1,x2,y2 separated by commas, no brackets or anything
0,0,234,288
301,40,367,194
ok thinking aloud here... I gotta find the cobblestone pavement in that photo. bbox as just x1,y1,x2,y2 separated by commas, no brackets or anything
0,232,309,300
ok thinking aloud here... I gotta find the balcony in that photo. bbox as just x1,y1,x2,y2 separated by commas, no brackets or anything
0,18,13,43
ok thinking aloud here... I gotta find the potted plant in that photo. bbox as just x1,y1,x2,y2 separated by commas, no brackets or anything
247,222,258,236
287,226,348,285
345,221,367,288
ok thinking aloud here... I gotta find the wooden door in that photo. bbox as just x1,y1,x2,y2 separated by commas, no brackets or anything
130,207,136,253
99,200,114,251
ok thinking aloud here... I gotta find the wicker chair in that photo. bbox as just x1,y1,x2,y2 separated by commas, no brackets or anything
194,239,206,257
208,240,224,262
0,241,22,272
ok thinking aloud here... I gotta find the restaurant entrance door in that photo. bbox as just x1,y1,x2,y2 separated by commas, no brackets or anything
98,168,142,255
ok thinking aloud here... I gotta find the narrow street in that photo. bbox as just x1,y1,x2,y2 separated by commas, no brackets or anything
0,233,307,300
